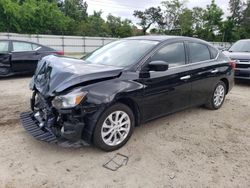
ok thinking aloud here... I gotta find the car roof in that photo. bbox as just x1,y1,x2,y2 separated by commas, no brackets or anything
0,39,55,50
125,35,206,43
237,39,250,42
0,39,40,44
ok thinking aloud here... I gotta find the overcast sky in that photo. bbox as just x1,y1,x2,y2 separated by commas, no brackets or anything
85,0,230,23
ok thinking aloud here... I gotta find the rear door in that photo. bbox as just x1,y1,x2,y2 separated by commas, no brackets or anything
141,42,192,121
0,41,11,74
187,42,221,106
11,41,41,73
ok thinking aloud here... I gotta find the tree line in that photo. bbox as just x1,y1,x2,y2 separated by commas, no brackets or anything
0,0,250,42
134,0,250,42
0,0,134,37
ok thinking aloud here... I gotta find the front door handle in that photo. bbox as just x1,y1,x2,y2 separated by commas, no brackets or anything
211,69,219,74
180,75,191,80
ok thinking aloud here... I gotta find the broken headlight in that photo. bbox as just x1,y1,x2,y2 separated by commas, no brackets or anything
52,90,87,109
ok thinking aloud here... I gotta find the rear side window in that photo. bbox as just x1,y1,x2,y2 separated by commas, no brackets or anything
13,42,33,51
151,42,186,68
0,41,9,53
189,43,211,63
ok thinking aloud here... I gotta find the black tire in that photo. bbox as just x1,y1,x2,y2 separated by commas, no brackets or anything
93,103,135,151
205,81,226,110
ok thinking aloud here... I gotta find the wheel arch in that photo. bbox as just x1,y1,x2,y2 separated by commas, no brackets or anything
220,78,229,94
116,97,141,127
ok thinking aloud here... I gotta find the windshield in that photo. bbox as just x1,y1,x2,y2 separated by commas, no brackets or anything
83,40,159,67
229,40,250,52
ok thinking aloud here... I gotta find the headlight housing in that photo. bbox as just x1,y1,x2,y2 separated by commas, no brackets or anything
52,90,87,109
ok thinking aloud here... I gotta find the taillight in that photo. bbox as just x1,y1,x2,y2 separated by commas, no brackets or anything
55,51,64,55
229,60,236,69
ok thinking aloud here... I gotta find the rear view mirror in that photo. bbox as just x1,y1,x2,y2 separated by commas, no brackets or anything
148,61,169,71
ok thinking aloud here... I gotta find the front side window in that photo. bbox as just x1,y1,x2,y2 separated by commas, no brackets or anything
151,42,186,68
0,41,9,53
13,42,33,52
189,43,211,63
83,40,159,67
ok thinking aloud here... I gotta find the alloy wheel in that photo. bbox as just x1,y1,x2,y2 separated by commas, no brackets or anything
213,84,225,107
101,111,131,146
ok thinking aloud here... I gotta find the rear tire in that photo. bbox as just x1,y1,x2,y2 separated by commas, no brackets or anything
93,103,135,151
205,81,226,110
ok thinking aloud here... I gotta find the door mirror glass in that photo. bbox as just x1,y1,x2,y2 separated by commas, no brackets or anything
148,61,169,72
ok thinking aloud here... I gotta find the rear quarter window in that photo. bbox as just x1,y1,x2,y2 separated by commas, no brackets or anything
189,42,211,63
209,46,219,59
32,44,40,50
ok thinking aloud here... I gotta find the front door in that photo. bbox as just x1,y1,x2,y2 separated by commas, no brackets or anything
0,40,11,75
141,42,192,121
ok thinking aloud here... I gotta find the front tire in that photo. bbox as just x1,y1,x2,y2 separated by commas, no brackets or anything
206,81,226,110
93,103,135,151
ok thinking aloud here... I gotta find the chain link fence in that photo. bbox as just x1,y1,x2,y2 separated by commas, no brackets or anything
0,32,232,54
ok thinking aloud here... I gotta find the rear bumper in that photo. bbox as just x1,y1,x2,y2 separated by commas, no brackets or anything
235,68,250,79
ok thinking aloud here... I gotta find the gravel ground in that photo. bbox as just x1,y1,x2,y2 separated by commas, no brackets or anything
0,77,249,188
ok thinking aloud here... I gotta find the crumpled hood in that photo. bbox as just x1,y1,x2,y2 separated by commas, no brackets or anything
31,55,123,96
223,51,250,61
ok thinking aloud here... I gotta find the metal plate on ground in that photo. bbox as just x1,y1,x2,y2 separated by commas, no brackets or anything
103,153,129,171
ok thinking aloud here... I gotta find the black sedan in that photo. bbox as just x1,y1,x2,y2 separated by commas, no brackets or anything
0,39,64,76
223,39,250,79
20,36,235,151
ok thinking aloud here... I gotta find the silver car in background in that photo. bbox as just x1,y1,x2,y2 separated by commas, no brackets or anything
223,39,250,80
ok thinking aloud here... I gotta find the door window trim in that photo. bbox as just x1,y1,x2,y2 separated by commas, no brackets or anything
168,42,220,70
136,40,220,71
169,52,220,70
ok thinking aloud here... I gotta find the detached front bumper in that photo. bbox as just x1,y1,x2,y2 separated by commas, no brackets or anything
20,108,89,147
20,112,57,143
20,111,89,147
20,90,99,147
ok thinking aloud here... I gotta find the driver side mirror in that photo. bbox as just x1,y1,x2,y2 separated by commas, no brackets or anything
148,61,169,72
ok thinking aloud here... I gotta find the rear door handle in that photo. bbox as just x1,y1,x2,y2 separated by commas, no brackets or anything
211,69,219,74
180,75,191,80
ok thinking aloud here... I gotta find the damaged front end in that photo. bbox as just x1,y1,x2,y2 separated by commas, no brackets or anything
20,55,122,147
20,90,91,147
